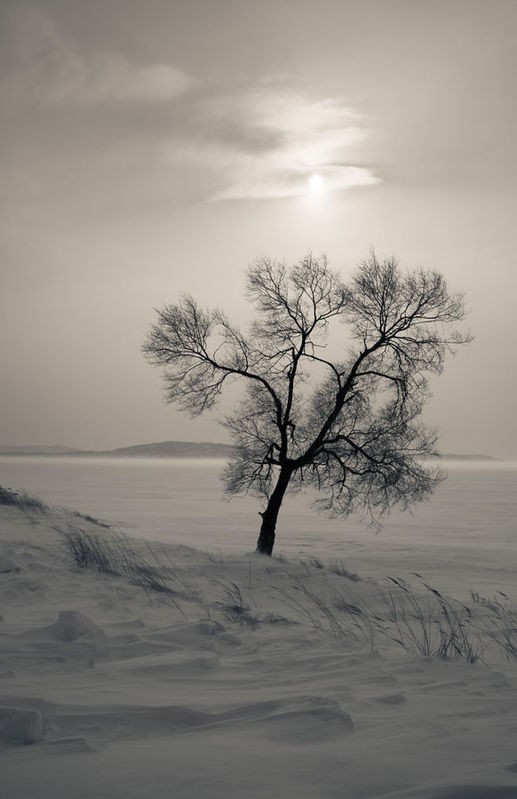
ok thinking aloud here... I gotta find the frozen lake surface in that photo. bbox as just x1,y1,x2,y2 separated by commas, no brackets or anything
1,455,516,599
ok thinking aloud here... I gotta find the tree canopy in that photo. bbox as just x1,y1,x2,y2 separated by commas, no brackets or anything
144,253,471,554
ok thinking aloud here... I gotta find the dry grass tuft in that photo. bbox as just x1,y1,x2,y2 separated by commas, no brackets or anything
382,576,482,663
0,484,48,512
56,525,189,618
53,518,517,664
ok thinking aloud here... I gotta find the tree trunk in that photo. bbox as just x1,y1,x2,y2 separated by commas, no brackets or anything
256,468,292,556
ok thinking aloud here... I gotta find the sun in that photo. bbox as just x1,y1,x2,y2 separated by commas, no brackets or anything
307,173,326,198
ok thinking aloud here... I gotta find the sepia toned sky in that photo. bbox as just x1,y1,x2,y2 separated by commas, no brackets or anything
1,0,516,457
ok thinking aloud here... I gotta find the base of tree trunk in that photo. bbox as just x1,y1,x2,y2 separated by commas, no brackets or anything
256,531,275,556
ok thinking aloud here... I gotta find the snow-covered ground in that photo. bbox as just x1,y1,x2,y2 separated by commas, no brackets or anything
1,456,516,602
1,502,517,798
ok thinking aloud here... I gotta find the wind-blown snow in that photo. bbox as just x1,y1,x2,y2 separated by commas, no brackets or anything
1,504,516,798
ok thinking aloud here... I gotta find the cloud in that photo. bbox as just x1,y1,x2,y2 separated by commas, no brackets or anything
1,8,378,208
46,55,192,105
166,87,380,200
1,7,192,106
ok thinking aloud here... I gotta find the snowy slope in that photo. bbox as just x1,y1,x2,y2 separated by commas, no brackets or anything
1,504,516,798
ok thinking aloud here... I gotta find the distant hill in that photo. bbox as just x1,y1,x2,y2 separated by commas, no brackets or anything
0,442,498,461
0,445,81,455
0,441,233,458
104,441,234,458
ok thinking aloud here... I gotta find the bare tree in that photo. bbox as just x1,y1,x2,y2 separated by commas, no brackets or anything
143,253,471,555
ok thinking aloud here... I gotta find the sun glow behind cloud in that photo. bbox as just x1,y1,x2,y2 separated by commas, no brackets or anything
1,8,379,216
166,88,380,201
308,173,326,197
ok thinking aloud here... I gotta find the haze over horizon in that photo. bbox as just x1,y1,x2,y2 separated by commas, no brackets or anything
1,0,516,458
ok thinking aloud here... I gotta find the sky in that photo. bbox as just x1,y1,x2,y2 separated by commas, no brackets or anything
1,0,516,457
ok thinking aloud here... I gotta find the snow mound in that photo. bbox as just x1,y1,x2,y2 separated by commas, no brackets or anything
42,695,353,745
56,703,214,742
0,556,21,574
144,620,241,649
119,650,220,678
32,735,97,754
48,611,106,643
0,706,43,745
251,697,354,744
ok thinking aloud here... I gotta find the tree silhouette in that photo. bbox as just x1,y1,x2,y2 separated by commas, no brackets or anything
143,253,471,555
